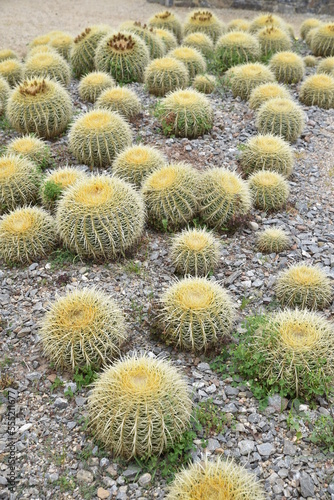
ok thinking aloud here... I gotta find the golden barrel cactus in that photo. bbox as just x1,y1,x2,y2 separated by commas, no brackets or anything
257,26,292,56
49,32,74,60
317,57,334,75
24,51,71,85
227,19,250,32
268,51,305,84
0,75,11,112
70,25,111,78
248,170,290,211
249,13,286,34
256,97,305,143
256,227,290,253
144,57,189,96
119,21,165,59
78,71,115,103
0,58,23,87
183,32,214,59
299,74,334,109
215,31,260,70
0,49,18,62
230,63,275,100
183,10,225,43
154,28,178,53
311,23,334,57
95,86,142,119
6,135,52,170
148,11,183,43
249,82,291,110
167,46,206,80
300,18,323,40
40,167,87,211
192,74,216,94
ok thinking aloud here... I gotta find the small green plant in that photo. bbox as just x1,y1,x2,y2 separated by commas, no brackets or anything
310,415,334,451
48,248,78,268
50,376,64,393
55,475,76,493
0,356,13,368
73,365,98,390
194,398,227,437
286,407,303,441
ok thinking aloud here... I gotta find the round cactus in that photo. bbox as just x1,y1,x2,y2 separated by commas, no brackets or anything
276,263,332,310
113,144,166,187
0,206,56,264
95,86,141,118
69,109,132,168
227,19,250,32
88,353,192,459
0,154,41,214
170,227,220,276
119,21,165,59
0,58,23,87
28,45,59,57
303,55,318,68
160,276,235,351
144,57,189,96
24,52,71,86
40,167,87,211
0,49,18,63
248,13,286,34
305,27,319,48
167,46,206,80
142,162,199,231
249,82,291,110
257,227,290,253
257,26,292,56
317,56,334,75
311,23,334,56
215,31,260,71
192,74,216,94
300,18,323,40
49,32,74,60
148,11,183,43
78,71,115,103
6,135,52,169
56,174,145,260
256,97,305,143
29,33,53,49
70,25,111,78
183,32,214,59
95,31,150,84
40,288,126,370
156,88,213,138
154,28,178,53
7,77,72,138
184,10,225,43
0,75,10,112
269,51,305,84
230,62,275,100
299,73,334,109
200,168,252,229
248,170,290,211
239,134,294,177
167,458,265,500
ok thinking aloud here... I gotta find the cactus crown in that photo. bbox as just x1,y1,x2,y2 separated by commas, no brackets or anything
133,21,155,33
28,53,57,67
3,209,35,234
172,46,200,59
304,73,334,89
155,11,173,20
0,59,19,72
190,10,213,23
175,279,215,310
74,27,92,43
260,25,287,39
19,79,47,96
108,33,136,51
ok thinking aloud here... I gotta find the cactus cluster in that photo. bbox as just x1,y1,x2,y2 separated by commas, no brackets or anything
119,21,165,59
168,46,206,80
96,86,142,118
40,288,126,370
215,31,260,70
113,145,166,187
88,353,192,458
249,82,291,110
311,23,334,57
148,11,183,43
192,74,216,94
24,51,71,86
230,63,275,100
154,28,178,53
299,74,334,109
256,97,305,143
184,10,225,43
257,26,292,56
0,58,23,87
70,25,110,78
7,135,52,169
268,51,305,84
144,57,189,96
183,32,214,59
256,227,290,253
300,18,323,40
40,167,87,211
78,71,115,103
248,170,290,211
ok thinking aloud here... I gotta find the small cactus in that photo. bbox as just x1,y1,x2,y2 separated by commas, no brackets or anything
300,18,323,40
142,162,199,231
276,263,332,310
184,10,225,43
148,11,183,43
95,31,150,84
28,45,58,57
144,57,189,96
70,25,110,78
248,13,286,34
299,73,334,109
303,55,318,67
227,19,250,32
215,31,260,70
24,51,71,86
49,32,74,60
119,21,165,59
40,288,127,370
6,135,52,169
154,28,178,53
200,168,252,229
249,82,291,110
183,32,214,59
257,26,292,56
248,170,290,211
78,71,115,103
95,86,142,118
7,77,72,138
69,109,132,168
0,206,56,264
317,57,334,75
56,174,145,260
305,27,319,48
0,58,23,87
113,144,167,187
0,76,10,112
170,227,220,276
239,134,294,178
88,353,192,458
311,23,334,57
168,46,206,80
269,51,305,84
230,62,275,100
192,74,216,94
40,167,87,211
29,33,53,49
0,49,18,62
256,97,305,143
257,227,290,253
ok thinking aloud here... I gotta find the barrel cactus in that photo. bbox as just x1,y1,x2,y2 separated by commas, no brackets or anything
78,71,115,103
144,57,189,96
299,74,334,109
183,32,214,59
249,13,286,34
148,11,183,43
256,227,290,253
113,145,166,187
40,288,127,370
56,175,145,260
227,19,250,32
183,10,225,43
276,263,332,310
256,97,305,143
192,74,216,94
0,76,10,112
257,26,292,56
167,46,206,80
88,353,192,458
0,206,56,264
248,170,290,211
69,109,132,168
0,49,18,62
0,58,23,87
215,31,260,71
311,23,334,57
306,27,319,48
24,51,71,86
300,18,323,40
249,82,291,110
230,62,275,100
29,33,53,49
154,28,178,53
28,45,58,57
70,25,110,78
303,55,318,68
268,51,305,84
40,167,87,211
7,77,72,138
317,57,334,75
95,86,141,118
6,135,52,169
49,32,74,60
119,21,165,59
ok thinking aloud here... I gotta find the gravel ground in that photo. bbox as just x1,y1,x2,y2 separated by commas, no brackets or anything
0,29,334,500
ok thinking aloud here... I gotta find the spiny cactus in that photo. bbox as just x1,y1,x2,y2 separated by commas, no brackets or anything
95,86,141,118
305,27,319,48
0,58,23,87
28,45,58,57
154,28,178,53
257,227,290,253
0,206,56,264
0,49,18,62
248,13,286,34
200,168,252,229
183,32,214,59
249,82,291,110
230,62,275,100
317,56,334,75
215,31,260,71
7,77,72,138
0,154,41,214
170,227,220,276
119,21,165,59
269,51,305,84
184,10,225,43
70,25,111,78
49,32,74,60
6,135,52,169
40,288,127,370
167,46,206,80
78,71,115,103
113,144,167,187
248,170,290,211
24,52,71,86
192,74,216,94
148,11,183,43
299,73,334,109
69,109,132,168
56,175,145,260
227,19,250,32
311,23,334,56
257,26,292,56
40,167,87,211
276,263,332,310
156,88,213,138
300,18,323,40
142,162,199,231
0,76,10,112
88,353,192,459
95,31,150,84
29,33,53,49
167,458,265,500
144,57,189,96
160,276,235,351
239,134,294,177
303,55,318,68
256,97,305,143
